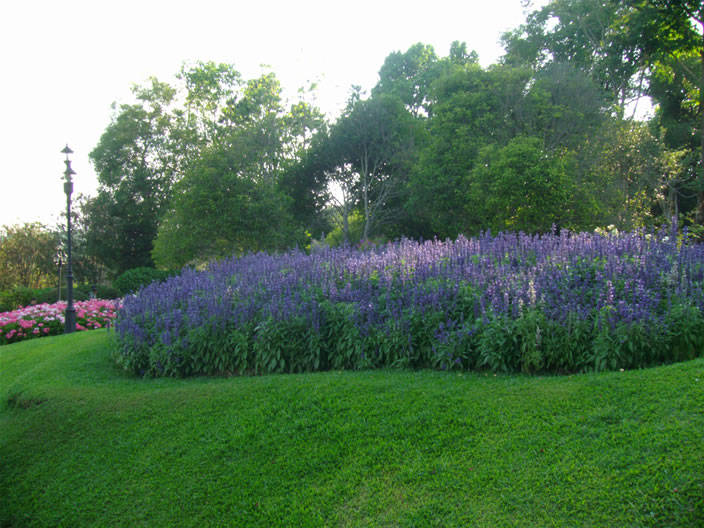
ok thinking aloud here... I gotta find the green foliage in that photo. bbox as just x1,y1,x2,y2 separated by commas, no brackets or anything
89,78,182,276
301,90,418,243
90,64,325,276
0,223,59,290
501,0,647,109
0,287,37,313
153,146,302,268
472,136,575,233
372,42,441,117
324,210,365,247
95,285,120,300
34,287,91,305
409,61,495,237
79,7,703,255
665,302,704,363
55,195,108,286
502,0,704,228
113,267,175,296
409,57,611,236
80,27,704,254
114,299,704,379
0,286,92,312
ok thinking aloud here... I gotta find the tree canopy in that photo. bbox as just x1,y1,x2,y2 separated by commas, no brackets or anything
42,2,702,286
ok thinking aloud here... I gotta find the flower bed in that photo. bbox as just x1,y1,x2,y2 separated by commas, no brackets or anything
0,300,119,346
113,226,704,377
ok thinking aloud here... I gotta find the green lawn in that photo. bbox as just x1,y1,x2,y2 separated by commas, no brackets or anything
1,331,703,527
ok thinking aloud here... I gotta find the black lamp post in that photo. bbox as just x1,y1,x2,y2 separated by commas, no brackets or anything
62,145,76,333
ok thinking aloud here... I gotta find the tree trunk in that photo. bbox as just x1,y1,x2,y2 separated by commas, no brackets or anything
362,173,371,242
342,203,350,245
696,33,704,226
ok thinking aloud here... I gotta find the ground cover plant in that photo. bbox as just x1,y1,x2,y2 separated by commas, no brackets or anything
0,299,118,346
1,331,703,527
113,226,704,377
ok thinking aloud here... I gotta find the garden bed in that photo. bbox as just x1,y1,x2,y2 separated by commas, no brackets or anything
0,299,119,345
113,227,704,377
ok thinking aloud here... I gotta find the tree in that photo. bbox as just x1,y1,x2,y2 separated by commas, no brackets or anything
0,223,59,290
90,62,323,273
152,70,324,267
373,43,440,117
306,90,417,243
471,136,575,233
178,61,242,144
636,0,704,223
503,0,704,226
153,147,298,268
501,0,649,112
89,78,182,275
57,194,107,286
409,62,490,237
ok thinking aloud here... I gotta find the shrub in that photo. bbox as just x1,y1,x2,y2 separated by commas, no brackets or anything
113,267,176,296
34,287,90,304
96,285,120,300
0,287,34,312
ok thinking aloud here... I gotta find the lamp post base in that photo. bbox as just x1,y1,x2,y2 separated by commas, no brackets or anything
65,307,76,333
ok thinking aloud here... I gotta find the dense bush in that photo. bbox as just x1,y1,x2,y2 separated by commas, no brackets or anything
0,286,92,312
95,285,120,300
112,226,704,377
0,287,35,313
35,287,91,305
113,267,176,296
0,283,125,312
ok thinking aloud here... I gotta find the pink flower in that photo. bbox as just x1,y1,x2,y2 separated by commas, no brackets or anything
0,298,120,343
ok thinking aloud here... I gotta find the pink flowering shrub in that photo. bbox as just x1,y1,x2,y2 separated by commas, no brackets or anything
0,299,120,346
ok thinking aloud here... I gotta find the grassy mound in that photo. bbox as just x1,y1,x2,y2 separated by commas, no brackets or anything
1,331,703,527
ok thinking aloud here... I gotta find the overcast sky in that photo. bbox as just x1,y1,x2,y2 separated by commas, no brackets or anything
0,0,541,228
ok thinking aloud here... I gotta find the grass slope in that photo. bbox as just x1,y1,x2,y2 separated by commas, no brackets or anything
1,331,703,527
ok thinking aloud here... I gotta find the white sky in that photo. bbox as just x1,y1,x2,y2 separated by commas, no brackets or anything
0,0,541,228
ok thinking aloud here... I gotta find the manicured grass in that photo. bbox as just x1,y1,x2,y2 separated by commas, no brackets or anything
1,331,703,527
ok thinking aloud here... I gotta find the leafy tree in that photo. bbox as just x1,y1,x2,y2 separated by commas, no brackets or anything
178,61,242,144
57,194,106,286
471,136,575,233
578,120,689,229
501,0,649,112
305,89,417,242
153,147,299,268
409,62,491,237
0,223,59,290
523,62,607,150
373,43,440,117
89,77,182,275
409,43,614,237
636,0,704,222
90,62,323,273
504,0,704,225
152,71,324,267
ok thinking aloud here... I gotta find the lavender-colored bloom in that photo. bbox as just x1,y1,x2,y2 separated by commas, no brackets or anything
112,223,704,376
